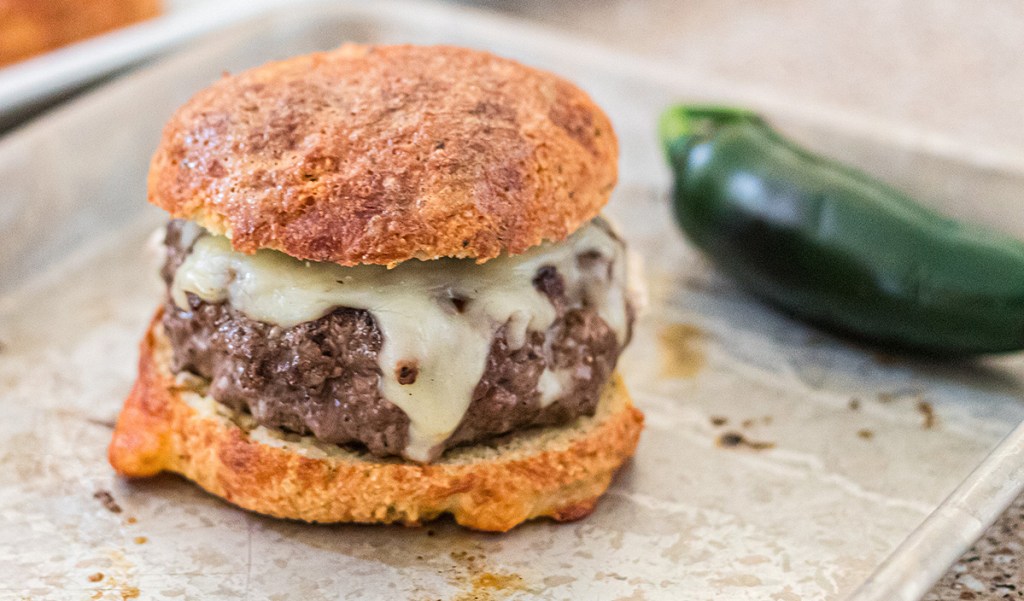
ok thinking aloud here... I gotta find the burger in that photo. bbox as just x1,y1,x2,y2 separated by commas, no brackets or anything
108,44,644,532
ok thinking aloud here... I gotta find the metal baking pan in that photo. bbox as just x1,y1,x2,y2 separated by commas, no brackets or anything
1,2,1022,599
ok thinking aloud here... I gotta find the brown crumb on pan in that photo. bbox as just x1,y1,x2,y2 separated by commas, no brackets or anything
857,429,874,440
917,400,937,429
710,416,728,427
741,418,755,429
93,490,122,514
718,432,743,447
126,517,137,525
121,586,140,599
86,417,116,429
716,431,775,451
87,572,104,582
133,536,148,545
848,398,861,410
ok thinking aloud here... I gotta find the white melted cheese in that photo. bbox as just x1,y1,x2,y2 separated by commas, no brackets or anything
171,219,631,462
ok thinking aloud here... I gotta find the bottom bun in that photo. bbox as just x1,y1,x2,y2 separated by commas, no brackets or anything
109,311,644,532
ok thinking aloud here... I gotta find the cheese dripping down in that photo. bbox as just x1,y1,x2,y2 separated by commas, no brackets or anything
171,218,632,462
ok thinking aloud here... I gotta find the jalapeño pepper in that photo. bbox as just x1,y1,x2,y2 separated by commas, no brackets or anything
659,104,1024,354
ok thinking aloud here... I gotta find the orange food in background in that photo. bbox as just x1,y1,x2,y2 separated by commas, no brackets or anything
0,0,161,67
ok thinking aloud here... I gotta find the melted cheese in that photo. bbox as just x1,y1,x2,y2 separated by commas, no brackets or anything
171,219,630,462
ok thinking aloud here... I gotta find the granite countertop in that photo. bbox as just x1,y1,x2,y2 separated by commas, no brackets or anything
467,0,1024,596
925,493,1024,600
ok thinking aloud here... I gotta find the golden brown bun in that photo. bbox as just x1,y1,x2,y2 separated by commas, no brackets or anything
0,0,161,67
147,44,618,266
109,312,643,532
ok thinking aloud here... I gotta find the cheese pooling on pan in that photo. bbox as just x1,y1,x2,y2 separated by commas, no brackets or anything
171,218,633,461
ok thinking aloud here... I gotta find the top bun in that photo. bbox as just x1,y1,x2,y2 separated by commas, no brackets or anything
148,44,618,266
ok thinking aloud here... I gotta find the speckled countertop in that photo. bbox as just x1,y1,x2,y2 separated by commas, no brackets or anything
925,493,1024,600
464,0,1024,597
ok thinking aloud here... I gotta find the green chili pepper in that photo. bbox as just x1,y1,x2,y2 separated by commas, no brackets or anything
659,104,1024,354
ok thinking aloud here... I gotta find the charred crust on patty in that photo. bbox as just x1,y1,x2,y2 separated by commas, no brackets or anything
395,362,419,385
147,44,618,266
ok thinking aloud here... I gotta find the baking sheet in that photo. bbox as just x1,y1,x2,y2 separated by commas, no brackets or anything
2,2,1024,599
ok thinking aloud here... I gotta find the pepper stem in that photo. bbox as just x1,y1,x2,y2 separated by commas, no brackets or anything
658,104,760,157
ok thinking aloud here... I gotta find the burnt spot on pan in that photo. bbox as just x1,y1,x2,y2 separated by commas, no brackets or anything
716,431,775,451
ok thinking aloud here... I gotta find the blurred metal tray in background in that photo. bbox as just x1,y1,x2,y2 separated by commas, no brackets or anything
0,2,1022,599
0,0,267,131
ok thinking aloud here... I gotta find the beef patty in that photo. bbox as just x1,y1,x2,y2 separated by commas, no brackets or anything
160,220,631,460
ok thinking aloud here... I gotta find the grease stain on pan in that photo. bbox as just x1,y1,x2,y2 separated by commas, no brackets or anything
657,323,706,379
262,519,530,599
448,549,528,601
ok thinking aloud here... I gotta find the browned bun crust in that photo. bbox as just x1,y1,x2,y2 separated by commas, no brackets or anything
147,44,618,266
109,311,643,532
0,0,161,67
